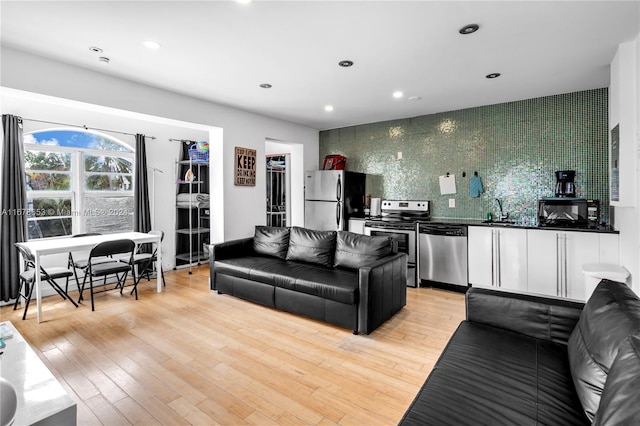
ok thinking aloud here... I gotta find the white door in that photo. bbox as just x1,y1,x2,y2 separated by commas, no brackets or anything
468,226,494,287
527,229,560,297
564,231,599,300
497,228,528,292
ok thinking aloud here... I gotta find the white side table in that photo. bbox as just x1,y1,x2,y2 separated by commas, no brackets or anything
0,321,77,425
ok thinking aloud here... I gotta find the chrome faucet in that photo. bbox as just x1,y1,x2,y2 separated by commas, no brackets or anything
495,198,509,222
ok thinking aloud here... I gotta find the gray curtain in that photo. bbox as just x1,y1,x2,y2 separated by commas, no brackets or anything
134,133,151,234
1,115,27,301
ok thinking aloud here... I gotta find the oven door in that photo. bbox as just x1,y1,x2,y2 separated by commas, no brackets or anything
364,224,416,287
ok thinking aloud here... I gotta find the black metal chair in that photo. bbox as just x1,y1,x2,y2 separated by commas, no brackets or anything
77,239,137,311
66,232,104,293
122,230,165,287
14,244,78,320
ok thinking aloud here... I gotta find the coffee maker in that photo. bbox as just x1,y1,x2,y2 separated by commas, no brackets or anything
555,170,576,197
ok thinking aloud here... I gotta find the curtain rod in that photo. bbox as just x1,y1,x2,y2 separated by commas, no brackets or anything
21,117,156,140
169,138,198,144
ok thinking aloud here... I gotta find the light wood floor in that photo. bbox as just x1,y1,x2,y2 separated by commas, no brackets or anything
1,266,465,425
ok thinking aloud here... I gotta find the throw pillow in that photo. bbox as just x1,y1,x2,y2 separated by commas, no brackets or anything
253,226,290,259
567,280,640,421
593,332,640,426
334,231,393,269
286,227,336,267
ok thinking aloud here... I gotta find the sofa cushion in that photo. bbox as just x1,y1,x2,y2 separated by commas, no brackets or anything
333,231,393,269
593,332,640,426
286,227,336,267
253,226,290,259
399,321,588,425
215,256,358,304
568,280,640,421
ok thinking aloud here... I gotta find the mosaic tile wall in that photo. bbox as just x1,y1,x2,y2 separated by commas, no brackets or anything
319,89,609,223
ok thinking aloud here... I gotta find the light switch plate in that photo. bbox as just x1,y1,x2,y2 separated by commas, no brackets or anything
449,198,455,208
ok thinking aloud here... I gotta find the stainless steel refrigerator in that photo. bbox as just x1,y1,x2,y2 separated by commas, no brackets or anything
304,170,366,231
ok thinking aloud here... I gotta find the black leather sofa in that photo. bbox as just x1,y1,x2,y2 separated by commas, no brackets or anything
209,226,407,334
400,280,640,426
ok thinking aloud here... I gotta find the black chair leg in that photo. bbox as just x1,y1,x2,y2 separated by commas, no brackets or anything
22,281,36,321
13,279,26,312
89,275,95,312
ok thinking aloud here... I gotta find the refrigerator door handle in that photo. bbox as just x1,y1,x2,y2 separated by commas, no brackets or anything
336,175,342,201
336,201,341,227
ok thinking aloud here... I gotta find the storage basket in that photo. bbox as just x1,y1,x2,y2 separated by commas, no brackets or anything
188,145,209,163
322,154,346,170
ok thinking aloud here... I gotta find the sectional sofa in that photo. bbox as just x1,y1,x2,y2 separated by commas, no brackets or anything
400,280,640,425
209,226,408,334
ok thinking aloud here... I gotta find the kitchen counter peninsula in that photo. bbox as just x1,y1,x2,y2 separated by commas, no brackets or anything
427,218,619,234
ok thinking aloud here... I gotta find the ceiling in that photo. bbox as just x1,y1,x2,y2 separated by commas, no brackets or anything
1,1,639,130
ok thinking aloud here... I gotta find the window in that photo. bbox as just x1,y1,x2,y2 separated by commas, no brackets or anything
24,129,134,239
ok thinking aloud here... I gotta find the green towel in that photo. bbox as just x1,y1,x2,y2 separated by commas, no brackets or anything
470,175,484,198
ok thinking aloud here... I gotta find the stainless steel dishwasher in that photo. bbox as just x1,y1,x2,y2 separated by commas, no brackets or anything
418,223,468,290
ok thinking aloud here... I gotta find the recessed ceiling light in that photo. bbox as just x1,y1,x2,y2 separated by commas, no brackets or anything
259,83,272,89
98,56,110,65
338,60,354,68
459,24,480,35
393,91,404,99
88,46,103,53
486,73,501,79
324,105,334,112
143,40,161,50
236,0,253,4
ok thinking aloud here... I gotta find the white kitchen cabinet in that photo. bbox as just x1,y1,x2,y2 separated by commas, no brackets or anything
348,219,365,234
527,229,619,300
468,226,528,291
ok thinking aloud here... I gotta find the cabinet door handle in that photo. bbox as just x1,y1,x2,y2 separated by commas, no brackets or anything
556,233,561,296
491,229,496,287
563,233,568,297
496,230,501,287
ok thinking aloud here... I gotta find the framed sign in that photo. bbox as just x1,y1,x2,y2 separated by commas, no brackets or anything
234,146,256,186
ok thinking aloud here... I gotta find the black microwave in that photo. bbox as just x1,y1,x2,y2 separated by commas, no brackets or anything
538,198,598,228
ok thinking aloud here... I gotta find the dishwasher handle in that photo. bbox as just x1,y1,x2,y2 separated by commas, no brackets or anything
418,224,467,236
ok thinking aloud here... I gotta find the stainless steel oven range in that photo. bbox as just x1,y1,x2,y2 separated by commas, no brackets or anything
363,200,430,287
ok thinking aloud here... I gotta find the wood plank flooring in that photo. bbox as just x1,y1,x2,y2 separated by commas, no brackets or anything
1,266,465,425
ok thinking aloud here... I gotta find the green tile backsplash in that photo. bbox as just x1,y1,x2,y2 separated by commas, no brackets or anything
319,89,609,224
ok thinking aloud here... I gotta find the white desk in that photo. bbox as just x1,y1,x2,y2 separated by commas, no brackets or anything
15,232,163,323
0,321,77,424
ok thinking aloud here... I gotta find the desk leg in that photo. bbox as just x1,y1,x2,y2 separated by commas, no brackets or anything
156,239,163,292
35,253,43,323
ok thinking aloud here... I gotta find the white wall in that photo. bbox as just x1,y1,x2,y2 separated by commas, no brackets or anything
1,47,320,245
609,33,640,296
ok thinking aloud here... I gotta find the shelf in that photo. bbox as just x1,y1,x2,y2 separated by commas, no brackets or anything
176,204,208,209
175,252,209,262
178,160,209,166
177,180,204,184
176,227,210,235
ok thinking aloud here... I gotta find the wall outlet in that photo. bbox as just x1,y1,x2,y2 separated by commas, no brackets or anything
397,151,403,160
449,198,455,208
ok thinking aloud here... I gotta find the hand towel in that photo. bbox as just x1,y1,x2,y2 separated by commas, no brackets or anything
470,175,484,198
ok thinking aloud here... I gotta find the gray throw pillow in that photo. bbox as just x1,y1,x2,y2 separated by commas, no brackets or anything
286,227,336,267
567,280,640,421
253,226,290,259
334,231,392,269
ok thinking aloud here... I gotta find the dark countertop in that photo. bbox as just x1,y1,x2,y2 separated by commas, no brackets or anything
426,218,619,234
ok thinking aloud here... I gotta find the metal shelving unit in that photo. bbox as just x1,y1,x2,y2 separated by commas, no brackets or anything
266,154,290,227
175,142,209,273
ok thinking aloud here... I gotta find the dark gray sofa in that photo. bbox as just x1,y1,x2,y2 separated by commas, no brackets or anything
209,226,407,334
400,280,640,425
